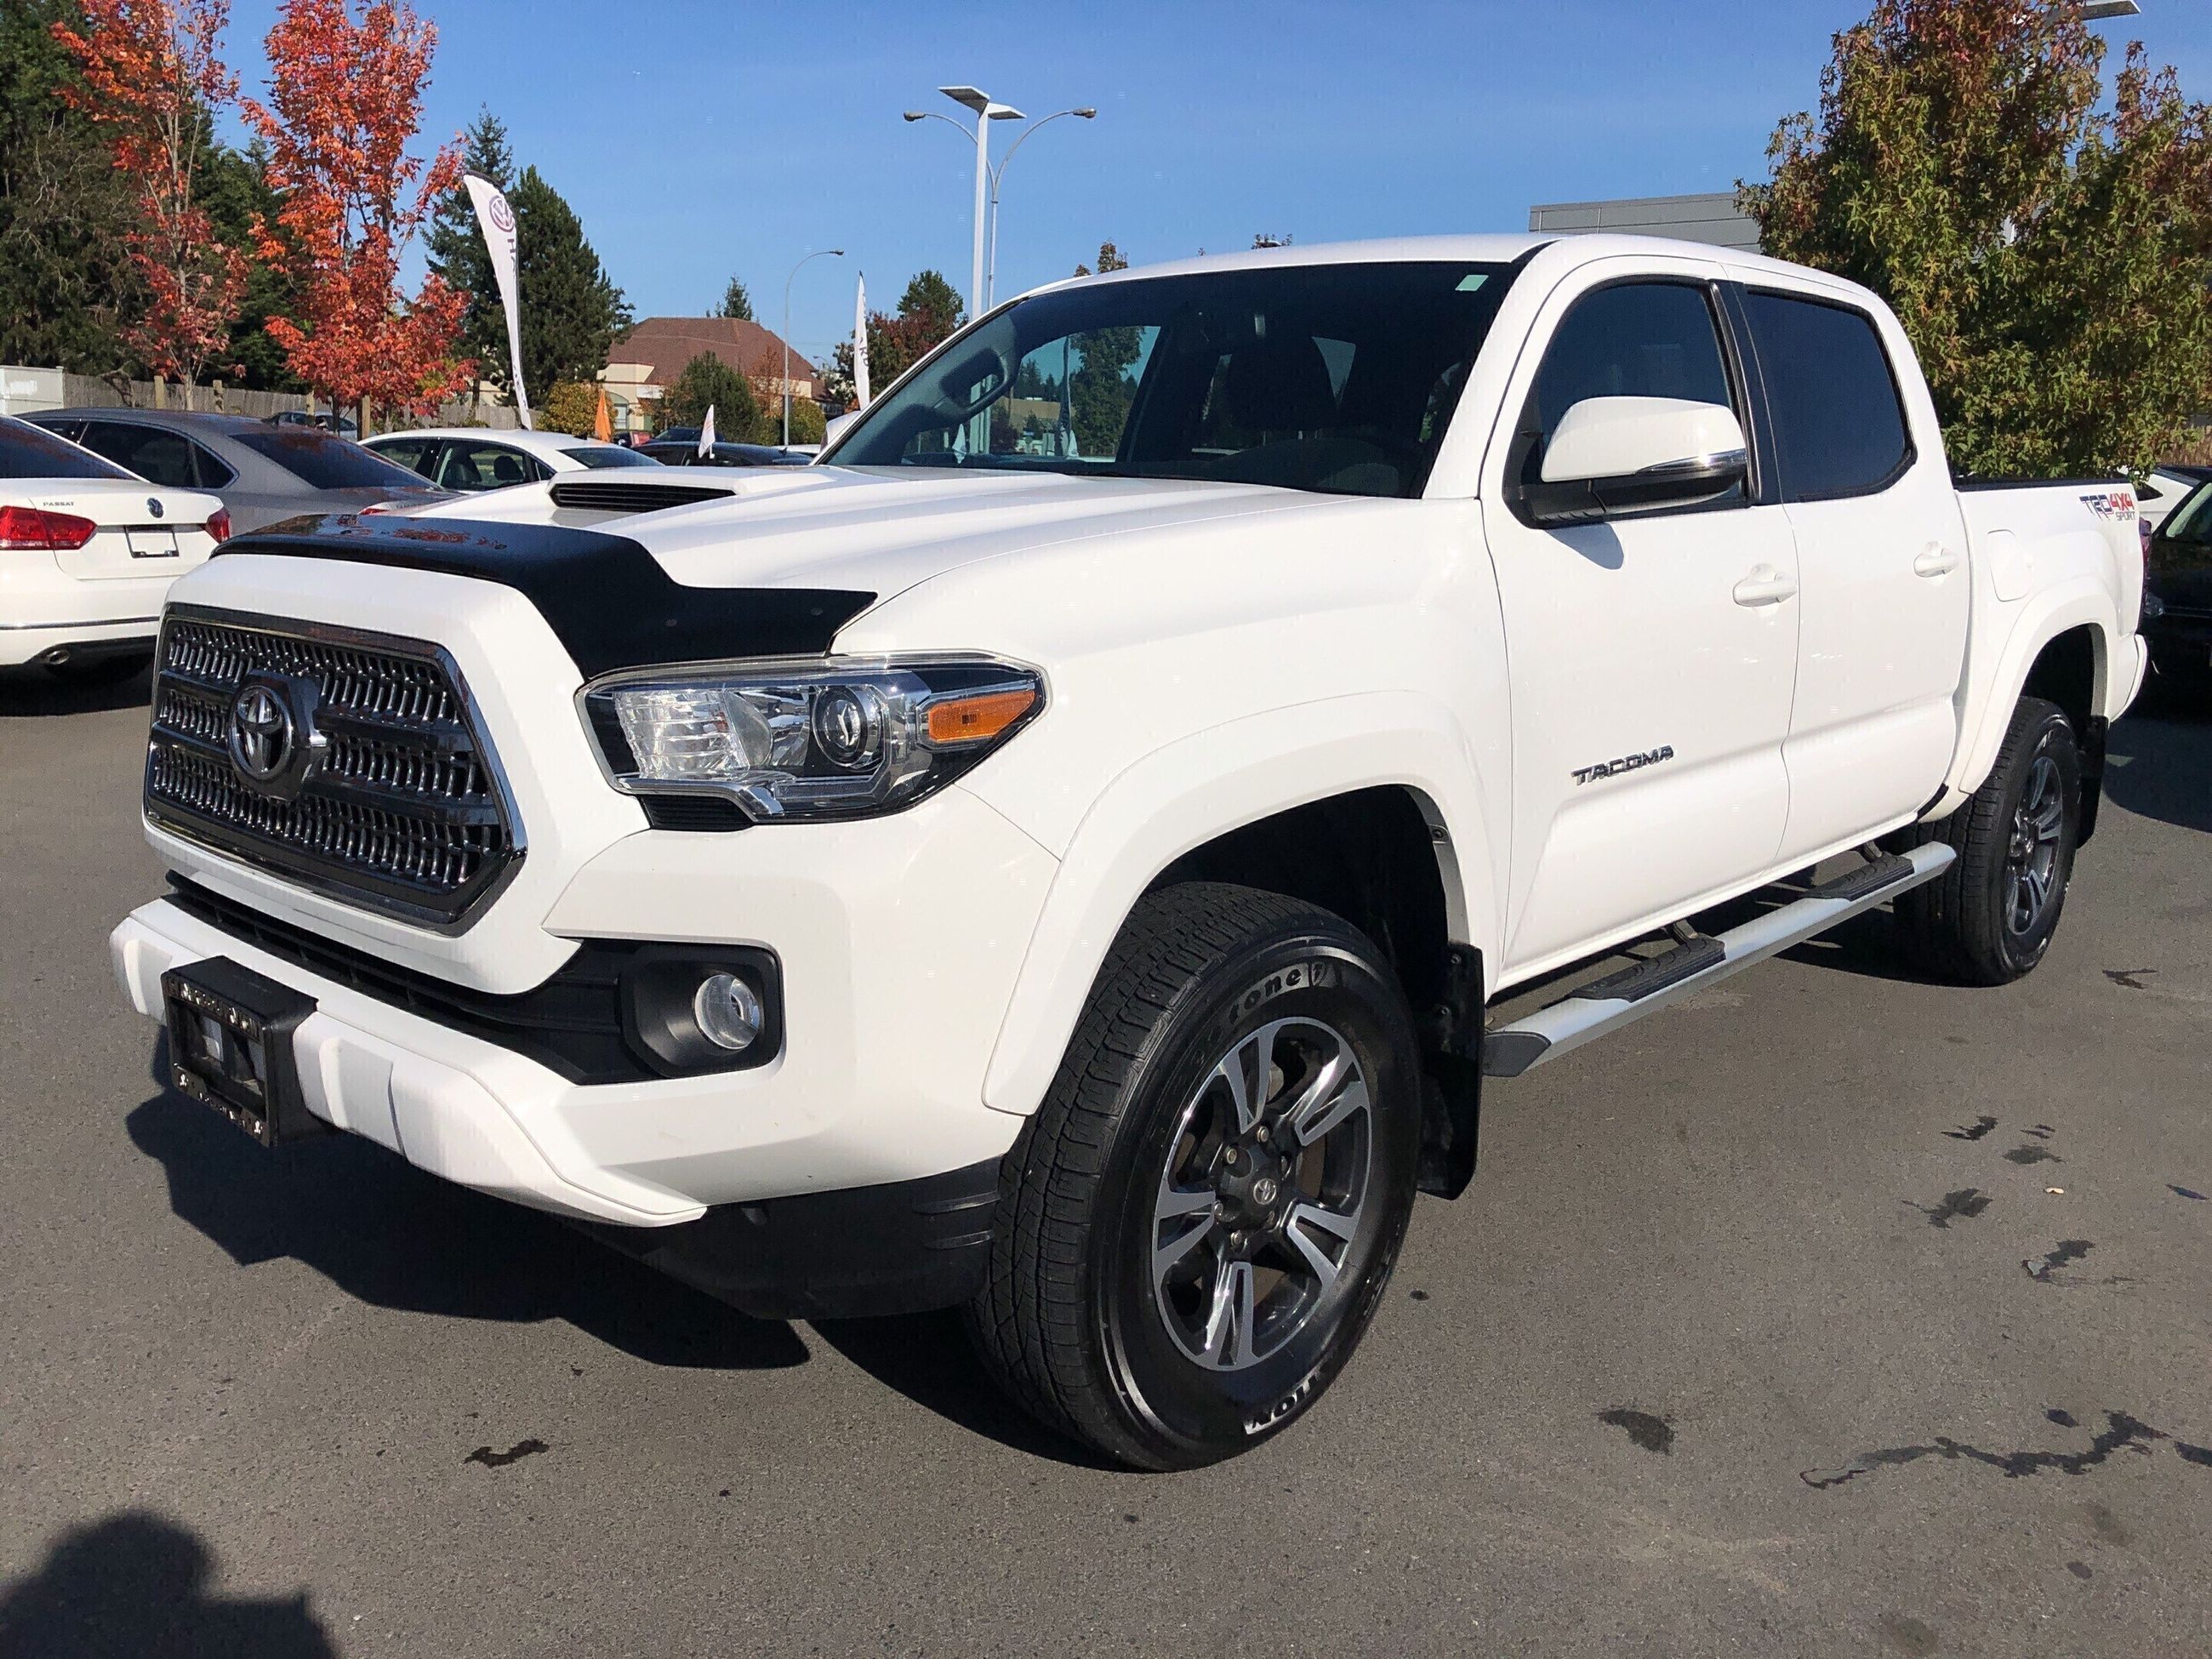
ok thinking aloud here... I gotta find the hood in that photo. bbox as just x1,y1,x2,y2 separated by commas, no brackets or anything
408,465,1330,607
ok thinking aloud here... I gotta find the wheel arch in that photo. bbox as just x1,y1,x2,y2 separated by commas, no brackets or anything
979,693,1500,1196
1949,587,2117,811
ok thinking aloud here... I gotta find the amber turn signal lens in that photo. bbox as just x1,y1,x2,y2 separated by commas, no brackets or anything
926,687,1037,745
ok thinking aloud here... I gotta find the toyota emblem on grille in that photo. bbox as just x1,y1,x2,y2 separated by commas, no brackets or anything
228,683,292,781
225,671,326,799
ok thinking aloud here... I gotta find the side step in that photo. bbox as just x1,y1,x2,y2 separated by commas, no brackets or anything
1482,842,1955,1078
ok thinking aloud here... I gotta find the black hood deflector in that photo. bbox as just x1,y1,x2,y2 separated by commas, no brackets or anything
214,514,874,677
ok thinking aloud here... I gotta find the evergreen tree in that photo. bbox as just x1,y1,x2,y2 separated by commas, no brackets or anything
715,276,755,321
658,351,757,436
202,137,301,391
509,162,631,399
898,269,964,331
0,0,140,372
425,107,514,399
1069,242,1140,455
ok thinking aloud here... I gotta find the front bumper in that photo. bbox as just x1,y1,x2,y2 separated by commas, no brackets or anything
115,784,1055,1240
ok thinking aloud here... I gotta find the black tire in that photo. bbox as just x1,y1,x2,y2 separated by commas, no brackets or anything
47,648,152,687
967,881,1423,1470
1897,696,2081,986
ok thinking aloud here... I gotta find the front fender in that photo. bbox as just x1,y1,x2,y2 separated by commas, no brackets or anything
978,691,1501,1117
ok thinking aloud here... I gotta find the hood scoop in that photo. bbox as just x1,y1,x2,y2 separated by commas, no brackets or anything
548,479,738,515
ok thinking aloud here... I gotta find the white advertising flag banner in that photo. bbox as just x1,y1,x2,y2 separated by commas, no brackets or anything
462,172,531,430
853,272,870,408
698,404,716,457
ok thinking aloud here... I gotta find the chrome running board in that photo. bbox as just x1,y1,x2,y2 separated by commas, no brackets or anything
1482,841,1957,1078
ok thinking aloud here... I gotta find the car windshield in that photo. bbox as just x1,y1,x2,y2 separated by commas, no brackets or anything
562,445,660,469
0,416,134,481
232,428,429,490
828,260,1519,499
2159,479,2212,546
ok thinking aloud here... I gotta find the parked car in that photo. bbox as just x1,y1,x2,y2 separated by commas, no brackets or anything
23,409,444,533
637,440,811,468
2141,472,2212,688
2130,465,2206,540
362,427,665,493
265,408,358,437
110,234,2146,1469
0,413,223,680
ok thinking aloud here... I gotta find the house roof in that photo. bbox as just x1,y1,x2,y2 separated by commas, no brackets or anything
612,317,818,388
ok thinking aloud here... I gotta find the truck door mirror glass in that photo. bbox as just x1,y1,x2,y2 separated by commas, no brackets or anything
1525,396,1747,526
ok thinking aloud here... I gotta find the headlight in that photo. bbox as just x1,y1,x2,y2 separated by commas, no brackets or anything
580,656,1044,822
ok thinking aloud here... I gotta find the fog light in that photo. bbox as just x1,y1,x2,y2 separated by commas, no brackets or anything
693,972,764,1052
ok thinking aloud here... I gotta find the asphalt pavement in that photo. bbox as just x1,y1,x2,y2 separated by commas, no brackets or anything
2,666,2207,1658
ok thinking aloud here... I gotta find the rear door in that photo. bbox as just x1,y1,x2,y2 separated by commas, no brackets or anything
1479,261,1803,975
1736,287,1971,863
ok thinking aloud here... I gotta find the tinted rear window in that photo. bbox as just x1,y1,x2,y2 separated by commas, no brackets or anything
562,445,659,469
1742,292,1912,501
1,416,134,480
232,428,429,490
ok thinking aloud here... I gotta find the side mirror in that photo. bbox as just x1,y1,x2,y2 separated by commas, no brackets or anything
1522,396,1747,526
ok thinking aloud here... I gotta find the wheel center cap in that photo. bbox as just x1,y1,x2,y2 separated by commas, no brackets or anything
1249,1176,1280,1207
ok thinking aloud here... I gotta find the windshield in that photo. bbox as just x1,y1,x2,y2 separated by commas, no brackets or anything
828,260,1518,499
233,428,430,490
0,416,134,481
2158,478,2212,546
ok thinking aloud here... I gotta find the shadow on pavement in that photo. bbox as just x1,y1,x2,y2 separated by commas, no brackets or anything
810,1312,1120,1470
0,1511,334,1658
0,662,151,718
2106,704,2211,835
128,1044,807,1372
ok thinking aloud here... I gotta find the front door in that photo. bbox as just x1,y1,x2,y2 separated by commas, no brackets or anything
1479,262,1802,978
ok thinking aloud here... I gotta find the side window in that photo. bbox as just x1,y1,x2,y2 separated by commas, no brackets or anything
1742,292,1911,501
372,437,434,478
187,442,236,489
1530,281,1736,448
440,442,539,491
77,420,197,489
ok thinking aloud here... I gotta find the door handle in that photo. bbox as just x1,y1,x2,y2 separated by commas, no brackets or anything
1732,565,1799,607
1913,543,1961,578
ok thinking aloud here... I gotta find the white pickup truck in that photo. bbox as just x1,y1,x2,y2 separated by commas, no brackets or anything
110,235,2146,1469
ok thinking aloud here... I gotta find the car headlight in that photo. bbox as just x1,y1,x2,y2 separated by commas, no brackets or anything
580,656,1044,822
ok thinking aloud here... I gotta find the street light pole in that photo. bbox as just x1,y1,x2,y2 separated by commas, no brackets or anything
985,108,1096,308
932,87,1023,319
782,247,844,448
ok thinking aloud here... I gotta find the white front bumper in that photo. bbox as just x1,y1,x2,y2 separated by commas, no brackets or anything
113,785,1058,1227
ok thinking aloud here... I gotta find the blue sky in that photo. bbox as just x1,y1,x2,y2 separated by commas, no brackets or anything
215,0,2212,373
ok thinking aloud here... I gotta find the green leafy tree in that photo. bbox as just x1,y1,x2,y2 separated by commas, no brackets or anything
715,276,755,321
539,378,597,436
783,396,825,445
830,267,968,401
425,106,513,403
1742,0,2212,477
658,350,756,436
202,137,301,391
508,163,630,400
0,0,140,372
1069,241,1140,455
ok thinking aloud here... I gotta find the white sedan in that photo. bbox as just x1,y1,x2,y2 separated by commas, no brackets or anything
362,427,662,493
1,414,225,681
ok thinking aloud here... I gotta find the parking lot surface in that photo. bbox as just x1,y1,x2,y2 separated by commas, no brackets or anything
2,669,2207,1658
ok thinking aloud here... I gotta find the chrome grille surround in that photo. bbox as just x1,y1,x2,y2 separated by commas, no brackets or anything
145,607,524,930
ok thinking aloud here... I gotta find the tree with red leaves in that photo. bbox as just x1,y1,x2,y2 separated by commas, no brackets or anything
242,0,469,420
50,0,248,397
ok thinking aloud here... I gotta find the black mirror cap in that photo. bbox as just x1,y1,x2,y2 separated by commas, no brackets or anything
1515,454,1748,529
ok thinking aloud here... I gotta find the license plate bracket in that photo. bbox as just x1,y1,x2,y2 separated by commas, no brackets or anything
162,957,324,1146
126,528,180,559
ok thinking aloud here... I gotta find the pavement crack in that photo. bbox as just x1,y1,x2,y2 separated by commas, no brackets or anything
1802,1411,2212,1490
2102,967,2158,989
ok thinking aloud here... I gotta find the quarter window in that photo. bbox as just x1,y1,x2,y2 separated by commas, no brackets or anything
1742,292,1911,501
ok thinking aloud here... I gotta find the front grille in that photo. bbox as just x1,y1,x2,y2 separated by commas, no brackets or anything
146,610,522,928
548,480,733,514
